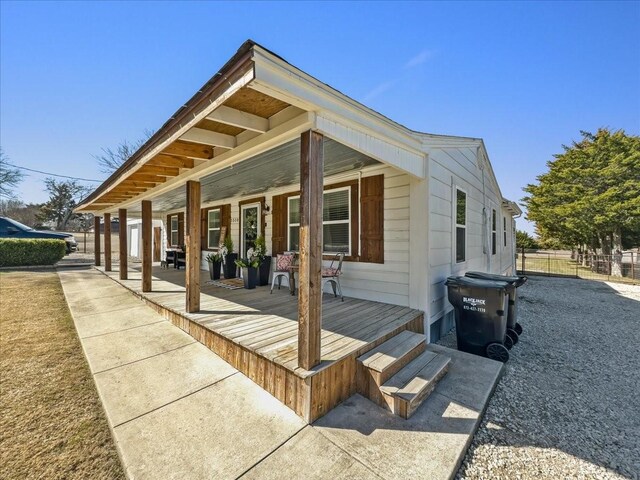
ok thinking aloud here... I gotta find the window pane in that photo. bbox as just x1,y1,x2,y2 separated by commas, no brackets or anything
171,216,178,231
323,223,349,253
171,232,178,246
492,209,497,231
289,197,300,224
323,189,349,222
456,190,466,226
492,232,497,255
289,226,300,251
208,210,220,229
456,227,466,262
208,230,221,248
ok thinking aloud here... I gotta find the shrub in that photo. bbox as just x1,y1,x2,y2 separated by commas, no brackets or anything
0,239,66,267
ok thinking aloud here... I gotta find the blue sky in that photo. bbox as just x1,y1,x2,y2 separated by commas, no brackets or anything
1,1,639,234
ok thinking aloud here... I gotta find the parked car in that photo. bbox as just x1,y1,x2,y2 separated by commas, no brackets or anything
0,217,78,254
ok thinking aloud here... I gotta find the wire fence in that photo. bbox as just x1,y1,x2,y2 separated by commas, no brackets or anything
517,248,639,284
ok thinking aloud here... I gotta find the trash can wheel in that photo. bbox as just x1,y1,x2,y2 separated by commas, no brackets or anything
515,323,523,335
486,343,509,362
503,333,514,350
506,328,519,345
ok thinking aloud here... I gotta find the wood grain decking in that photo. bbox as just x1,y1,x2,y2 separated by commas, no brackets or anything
96,265,424,422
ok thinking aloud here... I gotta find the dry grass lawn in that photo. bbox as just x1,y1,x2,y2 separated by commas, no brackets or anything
0,270,125,480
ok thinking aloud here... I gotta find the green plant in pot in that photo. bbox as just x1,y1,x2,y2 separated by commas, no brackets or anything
235,248,260,289
253,234,271,286
205,251,223,280
221,235,237,279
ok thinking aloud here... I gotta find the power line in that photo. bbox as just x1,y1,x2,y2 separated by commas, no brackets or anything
5,163,103,183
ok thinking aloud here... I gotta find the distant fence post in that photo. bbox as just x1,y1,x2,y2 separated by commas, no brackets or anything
547,254,551,277
83,231,87,253
632,253,635,281
521,246,525,273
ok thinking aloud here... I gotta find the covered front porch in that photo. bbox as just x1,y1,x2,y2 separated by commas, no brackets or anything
96,264,423,422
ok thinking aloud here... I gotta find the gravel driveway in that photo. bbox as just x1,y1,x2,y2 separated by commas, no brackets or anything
438,276,640,479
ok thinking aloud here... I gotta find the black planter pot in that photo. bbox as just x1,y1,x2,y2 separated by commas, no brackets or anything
208,260,222,280
242,267,258,289
223,254,238,279
259,256,271,286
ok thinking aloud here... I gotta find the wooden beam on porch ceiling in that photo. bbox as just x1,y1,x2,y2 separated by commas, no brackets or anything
206,105,269,133
136,165,181,176
147,155,196,169
180,127,236,150
298,130,324,371
162,140,213,159
127,174,168,183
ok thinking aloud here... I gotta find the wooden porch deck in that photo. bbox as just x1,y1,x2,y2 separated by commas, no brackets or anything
95,265,424,422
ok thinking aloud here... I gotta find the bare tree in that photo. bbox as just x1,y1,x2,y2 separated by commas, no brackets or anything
0,148,24,199
93,130,154,174
0,199,42,225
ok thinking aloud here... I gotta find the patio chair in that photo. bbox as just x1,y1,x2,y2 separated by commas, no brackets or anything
270,252,296,294
322,253,345,301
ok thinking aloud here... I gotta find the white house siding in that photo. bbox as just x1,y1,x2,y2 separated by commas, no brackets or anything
427,145,516,340
162,164,412,307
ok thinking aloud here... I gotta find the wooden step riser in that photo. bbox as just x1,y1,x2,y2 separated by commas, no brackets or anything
373,341,426,386
356,342,426,408
388,361,450,419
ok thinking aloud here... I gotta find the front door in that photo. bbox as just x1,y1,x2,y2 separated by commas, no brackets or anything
240,203,261,259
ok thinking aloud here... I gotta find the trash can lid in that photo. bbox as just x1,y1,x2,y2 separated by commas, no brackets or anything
465,271,527,286
445,275,510,290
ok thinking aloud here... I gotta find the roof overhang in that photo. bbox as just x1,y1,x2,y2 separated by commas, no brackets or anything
502,198,523,216
79,41,475,214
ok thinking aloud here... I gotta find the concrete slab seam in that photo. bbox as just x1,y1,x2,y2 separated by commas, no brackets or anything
111,371,240,429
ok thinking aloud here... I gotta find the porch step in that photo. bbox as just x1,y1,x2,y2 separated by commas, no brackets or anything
358,330,427,385
380,351,451,419
357,330,450,419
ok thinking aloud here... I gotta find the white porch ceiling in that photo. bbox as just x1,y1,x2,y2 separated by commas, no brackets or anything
129,137,380,214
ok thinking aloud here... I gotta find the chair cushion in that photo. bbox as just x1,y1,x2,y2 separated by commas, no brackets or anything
322,267,340,277
276,254,293,272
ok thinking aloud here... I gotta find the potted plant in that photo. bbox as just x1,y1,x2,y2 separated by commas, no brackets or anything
205,251,223,280
221,235,237,279
235,248,260,289
254,234,271,286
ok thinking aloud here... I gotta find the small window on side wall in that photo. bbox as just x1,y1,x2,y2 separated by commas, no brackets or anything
503,216,507,247
491,209,497,255
208,209,221,248
170,215,179,246
455,189,466,263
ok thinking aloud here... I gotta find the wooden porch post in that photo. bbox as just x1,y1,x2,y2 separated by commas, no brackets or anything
185,181,201,313
141,200,152,292
118,208,128,280
94,215,101,267
298,130,323,370
104,213,111,271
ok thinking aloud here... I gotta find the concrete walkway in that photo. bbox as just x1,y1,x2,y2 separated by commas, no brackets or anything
59,268,502,480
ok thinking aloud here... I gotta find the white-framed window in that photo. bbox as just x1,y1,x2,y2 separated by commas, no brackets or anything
491,208,497,255
455,188,466,263
207,209,221,249
503,216,507,247
170,215,179,246
288,186,351,255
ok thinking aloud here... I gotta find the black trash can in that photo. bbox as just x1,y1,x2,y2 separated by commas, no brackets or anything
465,271,527,344
445,276,511,362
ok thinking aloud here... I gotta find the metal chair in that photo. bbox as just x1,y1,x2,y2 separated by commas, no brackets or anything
270,252,296,294
322,253,345,301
